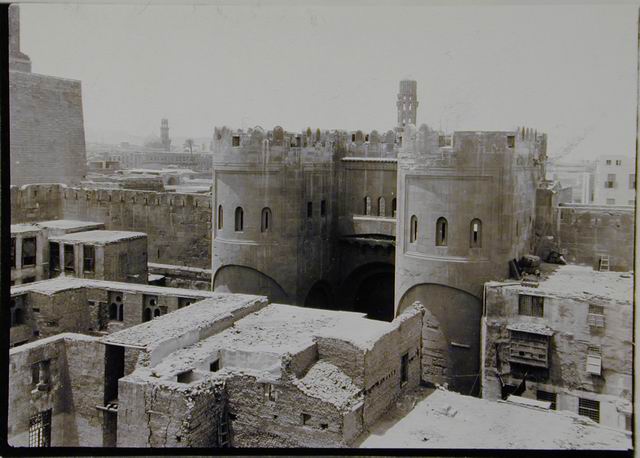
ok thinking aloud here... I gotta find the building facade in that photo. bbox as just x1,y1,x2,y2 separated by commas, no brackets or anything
481,265,633,431
592,155,636,206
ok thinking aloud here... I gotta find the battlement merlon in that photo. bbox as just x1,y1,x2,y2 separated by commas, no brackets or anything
398,123,548,168
212,126,402,163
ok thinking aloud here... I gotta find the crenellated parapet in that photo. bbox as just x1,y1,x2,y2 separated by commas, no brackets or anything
398,123,547,171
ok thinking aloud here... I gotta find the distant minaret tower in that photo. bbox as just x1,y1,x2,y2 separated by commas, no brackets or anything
396,80,418,130
9,5,32,72
160,118,171,151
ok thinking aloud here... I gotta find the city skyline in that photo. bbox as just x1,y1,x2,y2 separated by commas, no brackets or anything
19,2,638,161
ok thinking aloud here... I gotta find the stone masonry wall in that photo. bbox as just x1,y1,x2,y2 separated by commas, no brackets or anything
10,71,86,186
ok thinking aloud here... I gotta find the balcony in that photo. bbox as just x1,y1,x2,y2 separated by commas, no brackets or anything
351,215,396,238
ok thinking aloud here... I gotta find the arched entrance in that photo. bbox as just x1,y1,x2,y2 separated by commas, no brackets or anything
398,283,482,396
339,262,395,321
304,281,334,310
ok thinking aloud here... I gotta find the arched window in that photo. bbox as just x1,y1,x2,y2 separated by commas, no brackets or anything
436,217,448,246
261,207,272,232
235,207,244,232
378,197,386,216
470,219,482,248
392,198,397,217
143,308,152,322
364,196,371,215
410,215,418,243
153,308,161,318
118,304,124,321
109,303,118,320
217,205,223,230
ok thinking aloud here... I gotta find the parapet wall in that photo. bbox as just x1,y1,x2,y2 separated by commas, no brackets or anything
11,184,213,268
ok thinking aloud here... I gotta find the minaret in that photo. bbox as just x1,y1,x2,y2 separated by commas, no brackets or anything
396,80,418,130
160,118,171,151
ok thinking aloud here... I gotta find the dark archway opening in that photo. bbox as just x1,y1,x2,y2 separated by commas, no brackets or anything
339,262,395,322
353,271,395,321
305,281,334,310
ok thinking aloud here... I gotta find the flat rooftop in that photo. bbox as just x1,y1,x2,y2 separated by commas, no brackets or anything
102,294,267,350
145,303,405,379
358,387,631,450
49,230,147,244
10,223,42,234
35,219,104,231
11,276,220,299
487,263,633,304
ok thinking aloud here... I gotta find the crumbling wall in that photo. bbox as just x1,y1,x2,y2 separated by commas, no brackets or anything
8,334,104,447
361,305,423,426
62,336,105,446
225,373,348,448
117,374,224,447
101,236,148,284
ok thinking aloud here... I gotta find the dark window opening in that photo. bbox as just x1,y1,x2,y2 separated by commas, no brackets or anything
83,245,95,273
177,370,195,383
507,135,515,148
401,352,409,385
23,276,36,284
109,303,118,320
320,200,326,217
536,390,557,410
153,309,161,318
320,423,328,430
235,207,244,232
392,198,397,217
143,308,152,322
118,304,124,321
11,237,16,268
232,136,240,147
470,218,482,248
518,295,544,317
210,360,220,372
49,243,60,276
218,205,223,230
307,202,313,218
264,383,277,401
410,215,418,243
29,409,52,447
302,413,311,425
261,207,272,232
22,237,37,267
104,345,125,404
436,217,448,246
578,398,600,423
64,244,75,273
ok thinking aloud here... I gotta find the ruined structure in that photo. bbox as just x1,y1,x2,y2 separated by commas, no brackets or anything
9,5,87,186
482,264,633,431
8,291,425,447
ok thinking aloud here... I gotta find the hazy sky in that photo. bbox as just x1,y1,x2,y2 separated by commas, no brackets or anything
18,2,639,160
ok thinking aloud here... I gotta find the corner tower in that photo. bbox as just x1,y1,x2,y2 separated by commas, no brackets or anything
396,80,418,130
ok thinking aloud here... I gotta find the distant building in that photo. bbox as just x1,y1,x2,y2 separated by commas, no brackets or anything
546,160,595,204
592,155,636,206
482,264,633,431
